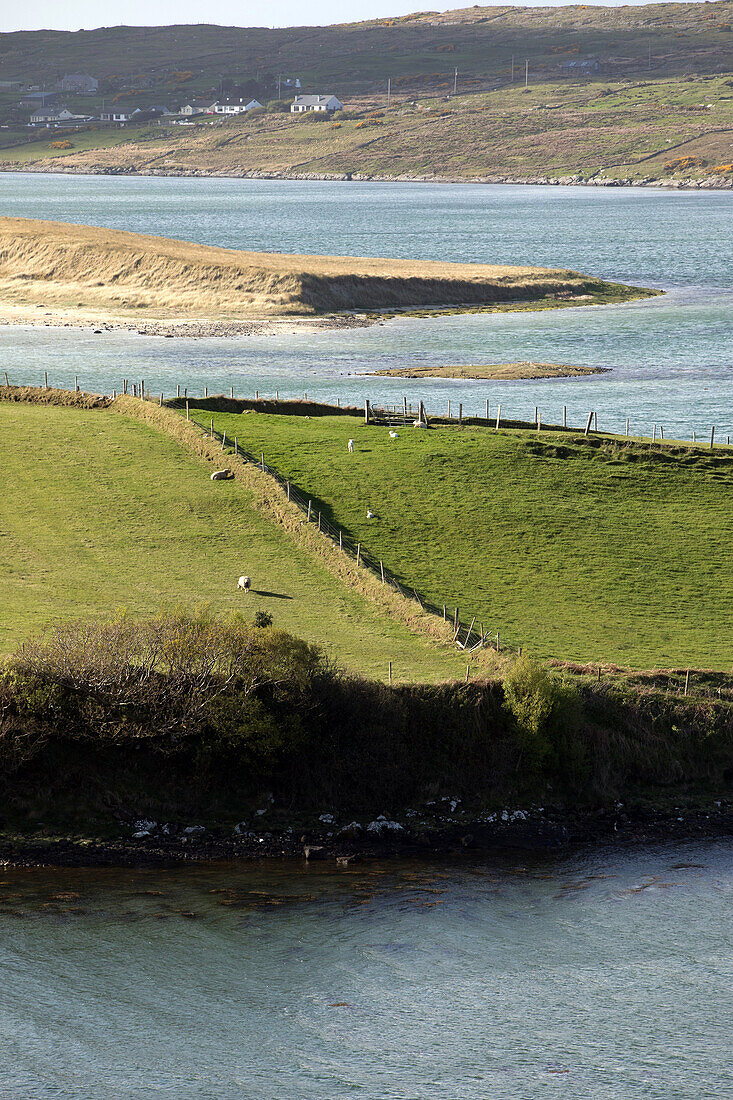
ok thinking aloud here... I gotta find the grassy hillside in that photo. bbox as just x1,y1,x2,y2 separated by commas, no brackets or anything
0,401,467,681
5,74,731,186
191,408,733,669
0,217,642,326
2,3,731,94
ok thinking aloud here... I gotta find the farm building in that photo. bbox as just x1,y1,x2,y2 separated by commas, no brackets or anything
57,73,99,94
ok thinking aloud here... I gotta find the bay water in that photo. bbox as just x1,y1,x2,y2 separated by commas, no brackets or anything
0,175,731,439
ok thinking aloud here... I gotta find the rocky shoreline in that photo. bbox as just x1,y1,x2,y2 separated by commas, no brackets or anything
2,801,730,869
3,163,731,190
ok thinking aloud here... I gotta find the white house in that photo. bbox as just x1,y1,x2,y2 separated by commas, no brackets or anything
180,100,216,116
290,94,343,114
211,98,263,115
29,107,75,125
99,109,129,123
57,73,99,94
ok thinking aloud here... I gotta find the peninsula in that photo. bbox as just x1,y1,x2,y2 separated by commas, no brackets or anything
0,217,653,333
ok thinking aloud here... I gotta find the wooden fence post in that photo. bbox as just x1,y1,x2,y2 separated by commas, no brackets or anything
44,371,48,389
465,663,470,682
222,430,227,449
534,405,538,426
584,411,593,436
261,452,265,471
286,480,290,500
537,412,541,434
75,375,79,392
710,426,715,449
177,384,180,398
364,399,370,424
210,418,214,439
307,500,312,521
459,403,463,425
380,560,385,583
454,607,459,631
186,400,189,421
356,542,361,567
563,405,567,429
495,405,501,430
486,398,489,421
204,386,208,398
388,661,392,685
448,399,451,419
159,393,163,407
626,418,629,437
684,669,690,696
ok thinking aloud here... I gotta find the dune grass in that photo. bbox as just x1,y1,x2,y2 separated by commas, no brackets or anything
0,217,630,327
0,402,466,682
192,409,733,669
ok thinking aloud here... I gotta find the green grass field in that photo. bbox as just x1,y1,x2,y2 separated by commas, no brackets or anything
191,409,733,669
0,403,466,682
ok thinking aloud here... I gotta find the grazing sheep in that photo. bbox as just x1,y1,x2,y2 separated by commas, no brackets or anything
237,575,251,593
389,430,399,438
413,420,428,430
347,439,354,453
211,469,233,480
366,509,375,519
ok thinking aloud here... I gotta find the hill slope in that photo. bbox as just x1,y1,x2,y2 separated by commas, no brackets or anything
193,408,733,670
0,400,467,681
2,3,732,93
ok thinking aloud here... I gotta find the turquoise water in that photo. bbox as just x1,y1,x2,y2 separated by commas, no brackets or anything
0,841,730,1098
0,175,731,438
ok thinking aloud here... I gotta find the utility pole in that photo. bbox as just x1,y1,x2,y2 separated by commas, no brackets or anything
387,77,391,108
525,59,529,88
453,66,458,95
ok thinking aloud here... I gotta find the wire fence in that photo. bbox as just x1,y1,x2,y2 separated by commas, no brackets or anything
171,398,502,653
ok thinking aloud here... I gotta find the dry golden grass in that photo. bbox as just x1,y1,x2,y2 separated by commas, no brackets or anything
0,216,618,324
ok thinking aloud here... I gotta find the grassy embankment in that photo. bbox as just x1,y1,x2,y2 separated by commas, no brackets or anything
3,75,731,186
191,407,733,670
0,399,466,682
0,217,648,327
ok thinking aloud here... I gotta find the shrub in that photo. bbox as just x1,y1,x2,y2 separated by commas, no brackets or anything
502,655,580,778
254,610,273,628
50,140,73,149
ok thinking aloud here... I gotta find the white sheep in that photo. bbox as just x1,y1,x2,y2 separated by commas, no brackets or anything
413,420,428,430
366,509,375,519
389,430,399,438
211,469,233,480
347,439,354,453
237,575,251,593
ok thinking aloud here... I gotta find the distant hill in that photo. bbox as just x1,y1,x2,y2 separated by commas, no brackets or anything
2,2,732,99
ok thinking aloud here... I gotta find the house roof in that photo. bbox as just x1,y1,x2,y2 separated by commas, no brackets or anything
292,94,340,106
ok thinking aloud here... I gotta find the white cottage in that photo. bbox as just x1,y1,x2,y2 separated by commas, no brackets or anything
290,94,343,114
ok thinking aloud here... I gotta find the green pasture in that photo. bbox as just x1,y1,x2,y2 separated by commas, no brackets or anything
0,403,465,682
192,408,733,669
